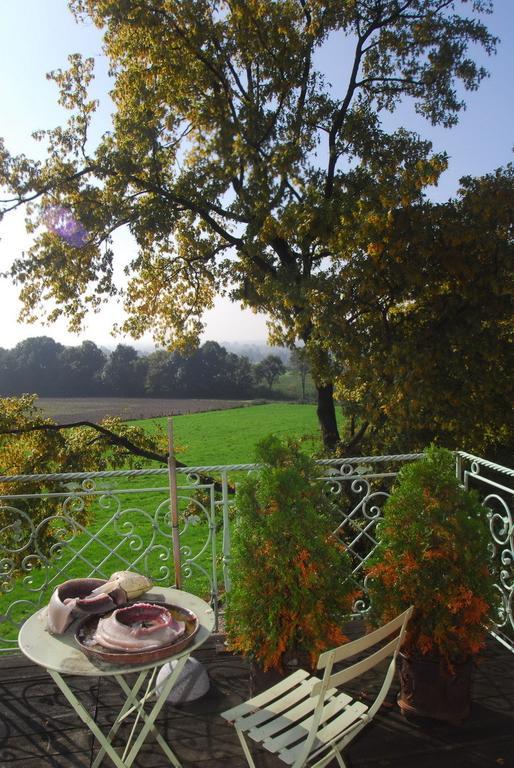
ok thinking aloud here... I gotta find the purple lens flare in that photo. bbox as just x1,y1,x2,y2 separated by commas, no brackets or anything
43,205,89,247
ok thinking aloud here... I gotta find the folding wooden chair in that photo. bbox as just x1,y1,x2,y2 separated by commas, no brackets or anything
221,606,413,768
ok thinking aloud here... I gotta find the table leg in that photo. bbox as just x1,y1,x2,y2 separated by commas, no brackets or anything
115,655,188,768
50,656,190,768
91,670,149,768
48,669,129,768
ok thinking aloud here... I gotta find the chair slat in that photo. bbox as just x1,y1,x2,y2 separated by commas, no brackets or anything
262,693,352,753
249,687,341,745
221,669,310,723
312,636,398,697
265,691,354,755
317,606,413,668
235,677,319,732
314,700,368,745
280,701,368,765
249,693,318,743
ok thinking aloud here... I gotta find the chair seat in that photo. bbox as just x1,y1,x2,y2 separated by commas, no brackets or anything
222,608,413,768
221,668,369,765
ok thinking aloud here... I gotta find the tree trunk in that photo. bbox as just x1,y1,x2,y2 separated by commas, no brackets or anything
300,371,306,402
316,383,340,450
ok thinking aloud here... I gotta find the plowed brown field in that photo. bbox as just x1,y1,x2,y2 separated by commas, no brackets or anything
36,397,253,424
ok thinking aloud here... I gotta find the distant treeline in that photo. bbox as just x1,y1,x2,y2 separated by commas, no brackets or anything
0,337,291,399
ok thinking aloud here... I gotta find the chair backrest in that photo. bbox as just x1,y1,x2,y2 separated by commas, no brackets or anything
311,606,413,716
283,607,413,768
244,608,413,768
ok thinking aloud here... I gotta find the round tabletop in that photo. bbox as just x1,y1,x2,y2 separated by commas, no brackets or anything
18,587,215,677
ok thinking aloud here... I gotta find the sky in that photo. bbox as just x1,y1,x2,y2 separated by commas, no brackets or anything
0,0,512,351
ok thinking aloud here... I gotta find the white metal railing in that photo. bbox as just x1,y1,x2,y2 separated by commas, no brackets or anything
456,451,514,653
0,454,422,652
0,451,511,654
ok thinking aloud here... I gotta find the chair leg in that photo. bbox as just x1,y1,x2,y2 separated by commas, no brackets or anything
236,727,259,768
310,746,348,768
334,750,348,768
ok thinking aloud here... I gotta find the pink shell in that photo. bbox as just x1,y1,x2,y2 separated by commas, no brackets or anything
93,602,186,651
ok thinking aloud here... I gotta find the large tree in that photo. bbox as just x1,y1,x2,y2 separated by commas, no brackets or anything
2,336,65,396
57,339,107,395
255,354,286,391
101,342,148,395
0,0,497,449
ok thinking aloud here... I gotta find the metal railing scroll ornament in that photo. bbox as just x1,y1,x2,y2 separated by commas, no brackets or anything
318,454,423,614
0,467,219,651
457,452,514,653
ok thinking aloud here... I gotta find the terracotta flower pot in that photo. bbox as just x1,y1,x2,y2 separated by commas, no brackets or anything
397,651,473,725
249,661,283,697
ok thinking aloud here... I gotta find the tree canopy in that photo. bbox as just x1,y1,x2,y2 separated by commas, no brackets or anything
0,0,505,452
330,165,514,455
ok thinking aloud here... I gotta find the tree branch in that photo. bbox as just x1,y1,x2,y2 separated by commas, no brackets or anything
0,164,97,213
2,421,167,462
324,0,418,198
345,420,369,453
324,35,365,199
0,421,234,493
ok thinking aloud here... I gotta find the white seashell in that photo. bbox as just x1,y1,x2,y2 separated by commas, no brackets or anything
90,570,153,600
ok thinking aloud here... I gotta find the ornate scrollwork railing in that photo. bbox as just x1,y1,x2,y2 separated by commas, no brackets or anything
317,454,423,614
0,468,219,650
0,456,420,651
1,451,510,655
457,452,514,653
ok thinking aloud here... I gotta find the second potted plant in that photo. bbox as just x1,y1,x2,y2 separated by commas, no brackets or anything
225,435,355,679
366,445,494,723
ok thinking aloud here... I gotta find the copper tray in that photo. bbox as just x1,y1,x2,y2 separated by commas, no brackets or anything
75,603,199,665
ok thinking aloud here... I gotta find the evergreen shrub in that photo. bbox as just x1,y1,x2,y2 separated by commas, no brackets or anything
366,445,494,669
226,435,355,671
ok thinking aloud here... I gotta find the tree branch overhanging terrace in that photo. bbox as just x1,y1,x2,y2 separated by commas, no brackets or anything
0,418,231,493
0,0,497,450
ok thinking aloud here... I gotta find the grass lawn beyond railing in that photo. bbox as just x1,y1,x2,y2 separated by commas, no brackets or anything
132,402,338,464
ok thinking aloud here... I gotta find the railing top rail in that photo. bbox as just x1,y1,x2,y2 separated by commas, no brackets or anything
0,453,425,485
0,467,169,483
316,452,424,466
457,451,514,478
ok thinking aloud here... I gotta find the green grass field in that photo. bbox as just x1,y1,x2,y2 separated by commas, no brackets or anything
0,403,346,645
136,402,344,465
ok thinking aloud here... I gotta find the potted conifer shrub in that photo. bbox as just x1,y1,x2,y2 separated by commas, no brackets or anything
225,435,355,683
366,445,494,723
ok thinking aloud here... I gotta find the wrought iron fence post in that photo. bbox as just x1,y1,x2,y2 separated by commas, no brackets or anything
209,485,219,631
167,419,182,589
455,451,465,488
221,470,231,593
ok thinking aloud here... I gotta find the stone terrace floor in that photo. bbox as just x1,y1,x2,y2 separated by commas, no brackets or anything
0,627,513,768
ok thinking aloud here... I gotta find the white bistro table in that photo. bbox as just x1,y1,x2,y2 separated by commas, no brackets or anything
18,587,215,768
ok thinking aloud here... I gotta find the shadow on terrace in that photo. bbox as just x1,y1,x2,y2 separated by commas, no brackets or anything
0,626,513,768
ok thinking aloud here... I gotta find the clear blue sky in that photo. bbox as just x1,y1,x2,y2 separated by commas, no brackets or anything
0,0,512,349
